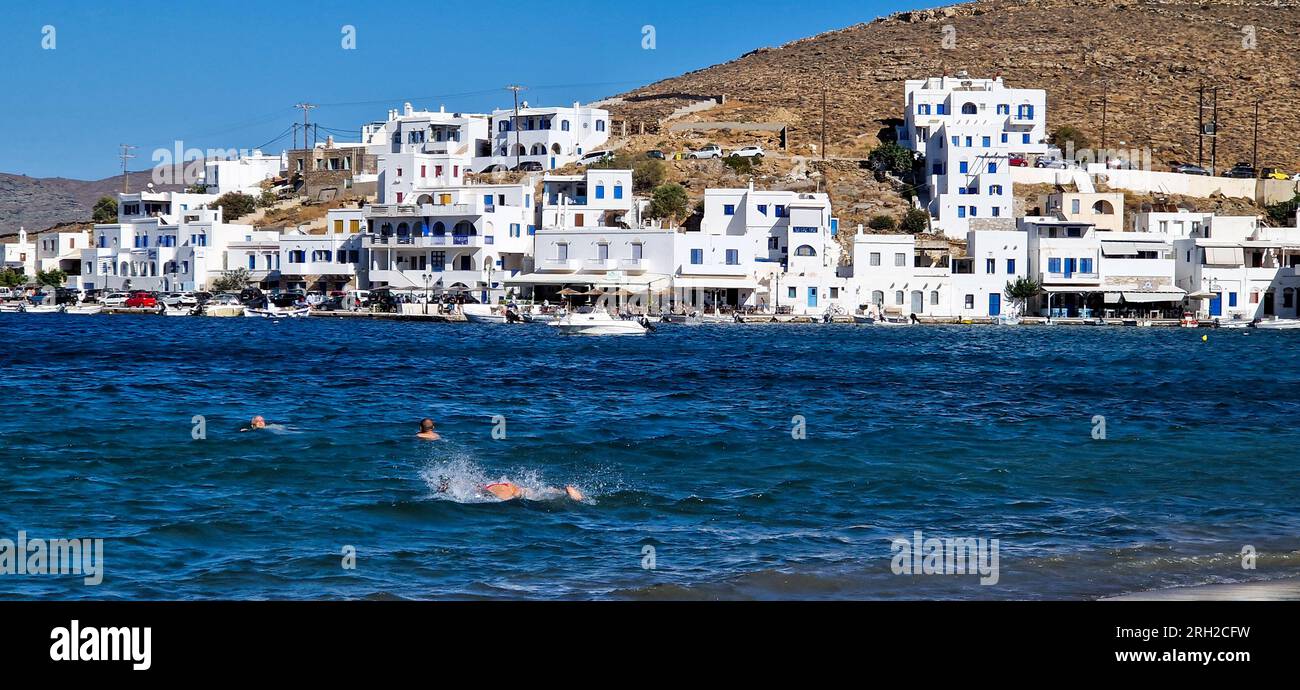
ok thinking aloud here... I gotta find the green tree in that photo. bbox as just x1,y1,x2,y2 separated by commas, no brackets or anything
210,192,258,220
723,154,756,176
0,268,27,288
211,268,252,293
633,158,667,191
91,196,118,224
867,215,897,231
900,208,930,234
1004,276,1043,313
867,142,916,176
1049,125,1091,156
35,268,67,287
645,183,690,225
1265,193,1300,226
185,183,208,194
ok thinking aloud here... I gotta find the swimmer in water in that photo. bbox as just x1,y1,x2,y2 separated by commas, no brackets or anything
416,418,441,441
240,415,268,432
436,476,583,502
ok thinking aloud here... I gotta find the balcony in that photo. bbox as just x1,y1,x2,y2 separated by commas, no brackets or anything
677,262,751,277
364,234,485,249
538,258,579,272
581,258,615,272
1039,271,1100,285
617,258,647,273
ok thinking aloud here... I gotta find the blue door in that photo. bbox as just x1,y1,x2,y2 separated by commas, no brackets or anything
807,287,818,308
550,156,556,170
989,293,1001,316
1210,293,1222,317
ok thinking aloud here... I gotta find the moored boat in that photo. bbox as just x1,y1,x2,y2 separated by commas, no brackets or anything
63,304,104,315
1250,317,1300,330
245,306,310,318
550,308,649,335
462,304,514,324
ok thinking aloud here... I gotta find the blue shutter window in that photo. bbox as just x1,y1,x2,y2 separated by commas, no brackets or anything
1048,257,1062,273
690,249,703,264
959,161,969,174
614,184,623,200
724,204,735,216
595,184,605,200
757,205,767,215
1006,259,1015,273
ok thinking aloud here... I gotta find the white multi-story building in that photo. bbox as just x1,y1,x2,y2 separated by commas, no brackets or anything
203,151,284,196
277,222,367,293
81,199,257,293
481,102,610,172
847,229,1024,319
692,185,846,315
900,75,1047,237
1172,213,1300,321
224,231,283,291
364,183,534,303
2,228,36,280
35,230,91,287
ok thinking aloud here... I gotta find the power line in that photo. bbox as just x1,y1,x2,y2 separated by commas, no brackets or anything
118,144,137,193
294,103,318,150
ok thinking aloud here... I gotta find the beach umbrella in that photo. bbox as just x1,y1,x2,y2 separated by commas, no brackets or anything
558,288,584,296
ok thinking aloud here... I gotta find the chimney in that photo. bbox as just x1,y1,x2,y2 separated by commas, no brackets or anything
857,224,865,236
404,102,413,116
326,135,335,148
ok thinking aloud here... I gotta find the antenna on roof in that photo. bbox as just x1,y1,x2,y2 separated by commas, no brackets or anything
506,85,527,171
118,144,137,194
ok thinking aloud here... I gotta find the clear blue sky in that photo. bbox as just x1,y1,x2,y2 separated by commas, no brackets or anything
0,0,916,180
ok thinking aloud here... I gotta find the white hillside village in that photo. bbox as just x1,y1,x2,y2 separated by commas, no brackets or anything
6,74,1300,330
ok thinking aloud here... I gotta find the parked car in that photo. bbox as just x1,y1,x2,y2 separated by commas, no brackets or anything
101,291,131,307
54,287,82,305
124,291,158,308
0,287,14,300
729,145,765,159
687,145,724,159
645,150,666,160
1170,163,1209,176
1260,167,1290,180
1223,162,1256,179
1008,155,1028,167
1035,157,1070,169
512,161,544,172
577,150,613,166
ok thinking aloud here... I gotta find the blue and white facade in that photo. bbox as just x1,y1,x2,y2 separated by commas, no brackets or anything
900,75,1047,237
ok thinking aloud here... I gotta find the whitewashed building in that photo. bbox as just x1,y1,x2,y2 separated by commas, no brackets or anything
203,151,284,196
900,75,1047,237
82,201,257,292
364,183,534,303
1172,213,1300,321
35,230,91,288
481,102,610,172
2,228,36,280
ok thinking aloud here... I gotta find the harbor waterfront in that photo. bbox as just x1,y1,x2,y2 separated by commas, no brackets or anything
2,313,1299,600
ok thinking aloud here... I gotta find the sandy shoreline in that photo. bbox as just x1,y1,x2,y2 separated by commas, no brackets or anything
1103,577,1300,601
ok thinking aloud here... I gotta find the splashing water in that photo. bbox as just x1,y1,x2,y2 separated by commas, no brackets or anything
419,454,593,504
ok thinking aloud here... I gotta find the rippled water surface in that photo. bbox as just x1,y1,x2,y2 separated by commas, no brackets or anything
2,313,1298,600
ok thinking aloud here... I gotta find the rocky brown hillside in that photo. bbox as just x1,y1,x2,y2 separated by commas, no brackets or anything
610,0,1300,172
0,171,184,238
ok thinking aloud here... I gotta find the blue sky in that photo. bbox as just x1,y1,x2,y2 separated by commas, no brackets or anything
0,0,914,179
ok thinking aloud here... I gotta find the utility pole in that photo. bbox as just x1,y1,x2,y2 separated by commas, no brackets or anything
118,144,137,193
820,81,828,162
294,102,317,150
1100,81,1108,155
1210,86,1219,175
1196,83,1204,168
1252,96,1261,172
506,85,526,170
292,122,299,151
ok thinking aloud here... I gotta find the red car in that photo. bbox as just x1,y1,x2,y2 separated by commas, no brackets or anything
124,291,158,308
1009,155,1028,167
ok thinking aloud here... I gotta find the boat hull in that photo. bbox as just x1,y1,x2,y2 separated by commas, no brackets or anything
245,307,310,319
64,305,104,315
550,312,648,335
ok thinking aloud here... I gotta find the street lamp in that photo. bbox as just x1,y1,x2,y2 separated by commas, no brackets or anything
422,272,433,315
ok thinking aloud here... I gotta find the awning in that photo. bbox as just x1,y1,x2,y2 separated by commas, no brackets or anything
247,270,279,281
1116,291,1186,304
1203,247,1244,266
1100,242,1139,257
671,276,758,290
504,272,671,288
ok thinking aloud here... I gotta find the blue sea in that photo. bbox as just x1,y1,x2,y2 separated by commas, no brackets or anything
2,313,1299,600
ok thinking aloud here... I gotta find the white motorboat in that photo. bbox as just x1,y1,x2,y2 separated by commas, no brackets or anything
160,305,194,317
23,304,61,314
851,311,876,325
1251,317,1300,330
550,309,649,336
462,304,511,324
0,303,24,313
63,304,104,315
995,314,1022,326
521,307,564,324
202,294,246,317
245,305,310,319
1212,316,1251,329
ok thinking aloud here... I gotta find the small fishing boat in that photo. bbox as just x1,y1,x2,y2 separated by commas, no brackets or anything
0,302,24,313
23,303,61,314
1251,317,1300,330
245,305,310,319
1179,313,1200,328
875,308,912,326
851,312,876,325
63,304,104,315
550,308,649,336
521,307,564,324
995,314,1022,326
160,305,194,317
1212,315,1251,329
